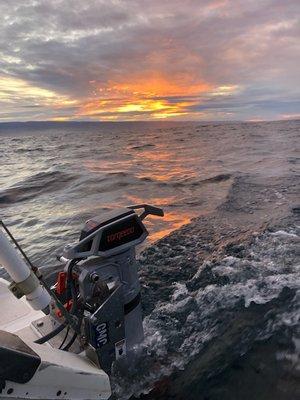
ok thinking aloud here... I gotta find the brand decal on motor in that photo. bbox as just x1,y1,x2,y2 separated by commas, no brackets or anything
107,226,135,243
95,322,108,347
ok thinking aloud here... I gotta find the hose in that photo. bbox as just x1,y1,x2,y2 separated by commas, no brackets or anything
59,326,70,349
34,323,66,344
62,331,78,351
62,314,83,351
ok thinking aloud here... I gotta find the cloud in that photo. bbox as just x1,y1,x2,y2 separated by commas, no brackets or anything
0,0,299,121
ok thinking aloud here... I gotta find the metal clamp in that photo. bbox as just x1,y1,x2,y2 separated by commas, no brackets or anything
8,271,40,299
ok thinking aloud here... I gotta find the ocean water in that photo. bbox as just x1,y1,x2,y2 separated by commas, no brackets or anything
1,120,298,265
0,120,299,399
1,120,232,264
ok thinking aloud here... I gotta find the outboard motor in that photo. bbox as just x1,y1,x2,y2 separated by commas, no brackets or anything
54,204,163,372
0,204,163,399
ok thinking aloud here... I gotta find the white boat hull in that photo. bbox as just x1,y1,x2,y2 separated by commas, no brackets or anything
0,278,111,400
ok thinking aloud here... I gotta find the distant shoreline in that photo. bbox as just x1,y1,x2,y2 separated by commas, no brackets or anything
0,118,299,127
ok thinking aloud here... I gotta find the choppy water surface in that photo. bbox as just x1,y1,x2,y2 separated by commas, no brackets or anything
1,120,298,265
0,120,299,399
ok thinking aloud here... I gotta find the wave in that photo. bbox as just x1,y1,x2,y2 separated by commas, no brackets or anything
130,144,155,150
138,173,232,187
107,171,132,178
0,170,76,205
200,173,232,184
109,173,299,398
175,173,231,187
15,147,44,153
111,225,299,399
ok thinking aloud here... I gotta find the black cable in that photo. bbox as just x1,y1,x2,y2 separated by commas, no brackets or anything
62,331,78,351
34,323,66,344
62,313,83,351
0,220,36,271
59,326,70,349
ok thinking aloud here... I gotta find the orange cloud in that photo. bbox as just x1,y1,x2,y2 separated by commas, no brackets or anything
107,73,211,97
0,73,237,121
78,97,197,120
77,72,211,120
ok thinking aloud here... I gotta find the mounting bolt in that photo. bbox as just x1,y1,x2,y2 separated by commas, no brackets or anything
90,273,99,283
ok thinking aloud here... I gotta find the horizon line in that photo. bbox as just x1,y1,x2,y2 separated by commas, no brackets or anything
0,118,299,125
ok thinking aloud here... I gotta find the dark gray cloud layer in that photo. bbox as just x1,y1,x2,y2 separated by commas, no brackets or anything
0,0,299,121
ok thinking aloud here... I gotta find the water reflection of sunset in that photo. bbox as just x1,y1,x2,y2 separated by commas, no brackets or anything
149,212,192,241
83,159,134,173
84,142,198,183
130,145,198,182
126,194,191,241
78,130,231,243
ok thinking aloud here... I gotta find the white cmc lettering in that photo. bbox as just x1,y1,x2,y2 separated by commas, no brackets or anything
96,323,108,346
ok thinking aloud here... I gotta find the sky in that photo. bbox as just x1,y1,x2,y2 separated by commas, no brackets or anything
0,0,299,122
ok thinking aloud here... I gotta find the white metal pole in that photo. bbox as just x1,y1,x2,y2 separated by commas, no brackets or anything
0,231,51,310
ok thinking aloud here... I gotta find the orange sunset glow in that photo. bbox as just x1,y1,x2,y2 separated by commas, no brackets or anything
78,74,212,120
